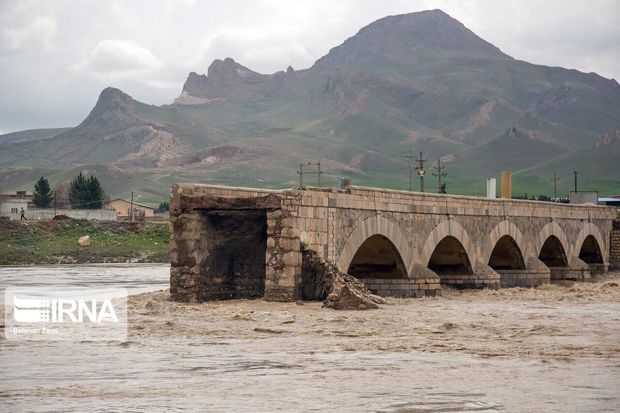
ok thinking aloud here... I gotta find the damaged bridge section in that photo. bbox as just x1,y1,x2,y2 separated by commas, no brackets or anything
170,185,302,301
170,183,616,302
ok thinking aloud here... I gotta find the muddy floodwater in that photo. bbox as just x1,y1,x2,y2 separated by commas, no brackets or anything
1,265,619,412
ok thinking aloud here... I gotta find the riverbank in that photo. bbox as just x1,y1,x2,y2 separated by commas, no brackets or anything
0,217,169,265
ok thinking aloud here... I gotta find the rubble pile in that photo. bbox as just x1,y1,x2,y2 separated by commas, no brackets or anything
301,249,386,310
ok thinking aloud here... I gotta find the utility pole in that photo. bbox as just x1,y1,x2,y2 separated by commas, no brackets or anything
297,163,304,188
433,157,447,194
415,151,427,193
297,161,322,188
404,148,415,191
54,192,57,217
307,161,323,187
573,171,578,193
130,191,134,221
551,170,560,200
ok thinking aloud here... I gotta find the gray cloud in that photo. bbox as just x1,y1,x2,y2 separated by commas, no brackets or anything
1,0,619,132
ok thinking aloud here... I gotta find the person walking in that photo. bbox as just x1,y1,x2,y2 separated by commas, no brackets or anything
20,207,27,221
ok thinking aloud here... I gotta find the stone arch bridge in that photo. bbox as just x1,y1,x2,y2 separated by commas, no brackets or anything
169,184,615,301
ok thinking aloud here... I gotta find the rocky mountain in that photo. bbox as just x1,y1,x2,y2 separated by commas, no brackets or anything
1,9,619,202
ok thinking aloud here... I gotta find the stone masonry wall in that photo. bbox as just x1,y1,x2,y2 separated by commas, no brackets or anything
169,184,299,301
359,278,441,298
611,221,620,271
170,183,616,302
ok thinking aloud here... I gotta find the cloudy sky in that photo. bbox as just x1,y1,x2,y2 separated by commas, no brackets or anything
1,0,619,133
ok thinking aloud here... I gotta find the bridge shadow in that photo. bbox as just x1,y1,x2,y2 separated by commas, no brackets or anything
428,236,474,289
347,234,407,280
487,235,530,288
579,235,605,275
538,235,571,281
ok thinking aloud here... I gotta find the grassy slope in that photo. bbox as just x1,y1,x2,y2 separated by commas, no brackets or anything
0,128,72,143
0,218,169,265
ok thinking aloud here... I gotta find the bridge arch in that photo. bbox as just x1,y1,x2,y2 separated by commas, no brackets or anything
573,224,607,264
427,235,474,277
337,215,415,277
536,222,570,267
421,220,476,271
488,235,526,270
347,234,408,279
483,220,527,265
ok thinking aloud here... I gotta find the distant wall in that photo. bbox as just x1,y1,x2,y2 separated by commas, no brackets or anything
611,221,620,271
569,191,598,205
25,209,117,221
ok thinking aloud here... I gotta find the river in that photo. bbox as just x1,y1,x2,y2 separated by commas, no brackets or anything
1,264,619,412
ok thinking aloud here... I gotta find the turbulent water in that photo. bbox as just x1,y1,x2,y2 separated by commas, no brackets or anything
1,265,619,412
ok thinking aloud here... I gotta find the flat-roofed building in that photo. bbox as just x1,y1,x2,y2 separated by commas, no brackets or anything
105,198,155,220
0,191,33,219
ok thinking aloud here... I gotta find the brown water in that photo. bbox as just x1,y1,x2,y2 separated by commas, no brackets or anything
1,266,620,412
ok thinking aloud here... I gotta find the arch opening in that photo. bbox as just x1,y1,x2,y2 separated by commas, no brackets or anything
347,234,407,279
579,235,603,264
428,236,473,277
538,235,568,267
489,235,525,270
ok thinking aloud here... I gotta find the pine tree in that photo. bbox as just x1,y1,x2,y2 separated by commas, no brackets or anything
69,173,89,209
69,173,106,209
86,175,105,209
33,176,53,208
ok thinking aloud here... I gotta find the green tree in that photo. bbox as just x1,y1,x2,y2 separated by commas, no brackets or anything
69,173,89,209
69,173,106,209
155,201,169,213
87,175,105,209
33,176,53,208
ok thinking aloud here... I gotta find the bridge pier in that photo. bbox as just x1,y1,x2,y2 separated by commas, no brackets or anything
358,264,442,297
587,263,609,276
548,257,591,282
436,273,501,290
495,257,550,288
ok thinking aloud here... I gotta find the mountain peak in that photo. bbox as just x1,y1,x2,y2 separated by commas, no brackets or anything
176,58,273,102
207,57,262,86
98,87,133,102
78,87,139,129
314,9,508,71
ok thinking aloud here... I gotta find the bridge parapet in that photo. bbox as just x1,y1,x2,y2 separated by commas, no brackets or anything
170,183,616,302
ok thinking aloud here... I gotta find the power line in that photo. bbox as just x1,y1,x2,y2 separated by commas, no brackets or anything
130,191,134,221
433,157,447,194
551,169,560,199
573,170,578,193
404,148,416,191
415,151,427,193
297,160,323,189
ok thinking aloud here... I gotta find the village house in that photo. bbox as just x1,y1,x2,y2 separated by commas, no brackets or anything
0,191,33,219
105,198,155,220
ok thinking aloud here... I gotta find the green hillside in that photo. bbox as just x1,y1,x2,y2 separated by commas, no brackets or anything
0,10,618,200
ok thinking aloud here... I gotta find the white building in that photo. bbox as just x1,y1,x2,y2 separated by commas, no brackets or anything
0,191,33,219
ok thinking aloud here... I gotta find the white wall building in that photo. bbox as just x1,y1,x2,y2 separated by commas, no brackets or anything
0,191,32,219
